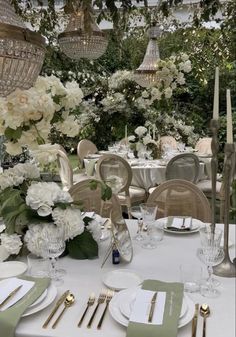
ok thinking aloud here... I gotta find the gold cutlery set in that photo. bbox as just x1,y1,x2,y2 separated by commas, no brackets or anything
42,289,114,329
0,285,23,309
192,303,210,337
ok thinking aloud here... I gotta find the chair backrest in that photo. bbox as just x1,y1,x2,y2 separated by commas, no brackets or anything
57,148,73,191
165,153,200,183
147,179,211,222
195,137,212,155
69,178,122,218
96,154,132,196
77,139,98,166
160,136,178,150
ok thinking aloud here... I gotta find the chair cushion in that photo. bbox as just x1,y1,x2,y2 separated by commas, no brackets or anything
196,180,221,195
118,186,146,202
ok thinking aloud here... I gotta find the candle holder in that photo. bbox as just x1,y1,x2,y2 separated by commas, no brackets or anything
210,119,220,233
213,143,236,277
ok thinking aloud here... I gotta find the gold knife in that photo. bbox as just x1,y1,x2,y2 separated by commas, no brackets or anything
0,285,23,309
42,290,70,328
192,303,199,337
148,292,158,323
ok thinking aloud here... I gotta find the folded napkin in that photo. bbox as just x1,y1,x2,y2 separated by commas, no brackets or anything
0,276,50,337
126,279,184,337
0,277,35,311
166,217,192,231
85,159,97,176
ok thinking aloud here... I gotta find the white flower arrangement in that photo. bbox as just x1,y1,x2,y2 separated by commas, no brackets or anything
0,75,84,156
0,166,105,260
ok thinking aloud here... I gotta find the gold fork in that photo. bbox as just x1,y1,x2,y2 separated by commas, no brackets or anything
97,290,114,329
77,293,96,327
87,290,106,328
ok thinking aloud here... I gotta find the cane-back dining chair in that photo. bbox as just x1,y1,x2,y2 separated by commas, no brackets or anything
77,139,98,168
160,136,178,150
69,178,122,218
96,154,146,218
197,148,236,222
147,179,211,222
165,153,200,183
195,137,212,155
57,147,87,191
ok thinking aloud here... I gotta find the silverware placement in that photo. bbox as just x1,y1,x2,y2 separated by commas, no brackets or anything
87,290,106,328
77,293,95,327
42,290,70,328
192,303,199,337
52,293,75,329
97,290,114,329
0,285,23,309
200,304,210,337
148,291,157,323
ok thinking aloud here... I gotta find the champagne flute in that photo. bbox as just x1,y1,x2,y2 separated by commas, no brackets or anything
140,203,158,249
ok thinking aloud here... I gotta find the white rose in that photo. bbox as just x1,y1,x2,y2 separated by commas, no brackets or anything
4,141,22,156
128,135,136,142
164,87,173,99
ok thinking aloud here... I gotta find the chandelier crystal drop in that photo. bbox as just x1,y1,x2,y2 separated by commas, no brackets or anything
133,26,161,88
0,0,46,97
58,10,108,60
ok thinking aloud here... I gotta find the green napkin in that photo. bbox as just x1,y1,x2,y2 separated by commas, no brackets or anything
126,279,184,337
0,276,50,337
85,159,97,176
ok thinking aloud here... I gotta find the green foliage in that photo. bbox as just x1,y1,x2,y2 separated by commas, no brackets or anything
89,180,112,200
66,229,98,259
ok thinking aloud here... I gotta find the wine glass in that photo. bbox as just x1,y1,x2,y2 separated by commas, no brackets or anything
197,226,224,297
140,203,158,249
41,225,66,286
130,206,143,241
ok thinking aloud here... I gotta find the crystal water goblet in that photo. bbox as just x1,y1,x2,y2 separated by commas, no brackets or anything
130,206,143,241
197,246,224,298
41,225,66,286
140,203,158,249
199,226,223,287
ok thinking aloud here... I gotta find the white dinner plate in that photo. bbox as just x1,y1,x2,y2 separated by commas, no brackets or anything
119,287,188,320
0,261,27,279
28,289,48,309
155,218,203,234
109,288,195,328
22,284,57,317
102,269,143,291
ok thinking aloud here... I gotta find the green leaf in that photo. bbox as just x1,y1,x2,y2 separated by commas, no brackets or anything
66,230,98,259
4,127,22,141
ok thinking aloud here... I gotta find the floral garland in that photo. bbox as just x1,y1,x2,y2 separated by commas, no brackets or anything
0,163,103,261
0,75,83,156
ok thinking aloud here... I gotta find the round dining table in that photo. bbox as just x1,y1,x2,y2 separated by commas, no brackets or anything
16,221,235,337
84,152,208,191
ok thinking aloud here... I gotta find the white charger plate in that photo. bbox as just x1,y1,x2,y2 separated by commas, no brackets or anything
28,289,48,309
156,218,203,235
22,284,57,317
0,261,27,279
119,287,188,320
102,269,143,291
109,289,195,328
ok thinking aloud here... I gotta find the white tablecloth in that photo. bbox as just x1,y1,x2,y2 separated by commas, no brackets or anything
16,222,235,337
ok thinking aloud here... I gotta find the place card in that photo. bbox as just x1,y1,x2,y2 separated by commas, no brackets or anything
129,289,166,325
0,277,35,311
167,217,192,230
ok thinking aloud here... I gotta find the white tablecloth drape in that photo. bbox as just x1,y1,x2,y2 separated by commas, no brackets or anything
16,222,235,337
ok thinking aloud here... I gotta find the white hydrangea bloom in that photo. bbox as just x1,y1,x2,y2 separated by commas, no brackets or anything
134,126,147,137
61,81,83,110
86,218,101,242
0,233,22,255
24,223,49,257
4,142,22,156
164,87,173,99
108,70,131,89
52,207,84,240
55,115,81,137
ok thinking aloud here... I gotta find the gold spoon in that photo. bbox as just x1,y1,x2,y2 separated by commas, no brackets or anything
200,304,210,337
52,293,75,329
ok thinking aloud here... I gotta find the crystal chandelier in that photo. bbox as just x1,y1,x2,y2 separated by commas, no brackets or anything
0,0,46,97
133,26,161,88
58,9,108,60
